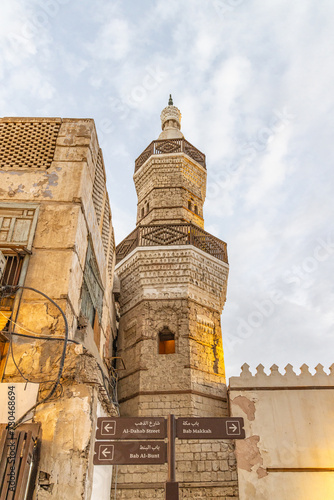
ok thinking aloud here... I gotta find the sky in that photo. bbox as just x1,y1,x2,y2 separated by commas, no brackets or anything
1,0,333,379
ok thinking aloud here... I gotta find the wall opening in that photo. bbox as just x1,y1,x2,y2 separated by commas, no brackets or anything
158,326,175,354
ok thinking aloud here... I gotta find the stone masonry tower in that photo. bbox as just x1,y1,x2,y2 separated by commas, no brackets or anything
114,99,238,499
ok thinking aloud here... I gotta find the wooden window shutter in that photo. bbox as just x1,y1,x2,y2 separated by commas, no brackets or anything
0,423,40,499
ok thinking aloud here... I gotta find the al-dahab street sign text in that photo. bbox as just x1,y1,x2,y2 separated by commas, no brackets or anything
95,417,167,440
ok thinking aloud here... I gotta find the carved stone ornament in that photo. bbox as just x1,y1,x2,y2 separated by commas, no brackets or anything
160,105,182,131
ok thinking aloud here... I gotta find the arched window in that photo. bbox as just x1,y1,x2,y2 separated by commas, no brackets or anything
146,202,150,213
158,326,175,354
188,201,192,211
194,205,198,214
141,207,144,218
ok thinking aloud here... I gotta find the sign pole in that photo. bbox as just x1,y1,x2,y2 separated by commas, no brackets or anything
166,414,179,500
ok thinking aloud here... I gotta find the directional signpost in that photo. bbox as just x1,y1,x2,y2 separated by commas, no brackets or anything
96,417,166,440
94,440,166,465
176,417,245,440
93,415,245,500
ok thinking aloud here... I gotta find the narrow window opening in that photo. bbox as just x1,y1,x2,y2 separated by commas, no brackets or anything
146,202,149,213
0,253,24,322
188,201,192,211
194,205,198,214
141,207,145,218
158,326,175,354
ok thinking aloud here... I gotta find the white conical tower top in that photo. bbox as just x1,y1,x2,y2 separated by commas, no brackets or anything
158,94,184,139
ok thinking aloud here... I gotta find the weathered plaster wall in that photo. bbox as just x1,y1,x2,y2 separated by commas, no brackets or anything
3,341,117,499
229,363,334,500
0,117,118,498
0,117,116,356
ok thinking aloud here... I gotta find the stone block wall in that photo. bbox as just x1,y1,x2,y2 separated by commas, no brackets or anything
115,246,229,415
113,243,237,498
134,155,206,227
113,438,238,499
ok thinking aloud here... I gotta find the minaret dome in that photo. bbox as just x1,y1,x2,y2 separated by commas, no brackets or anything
158,94,184,140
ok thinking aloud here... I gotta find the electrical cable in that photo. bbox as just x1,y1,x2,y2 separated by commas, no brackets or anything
0,310,68,339
1,328,80,344
1,285,119,426
9,334,30,384
0,285,69,428
5,326,118,405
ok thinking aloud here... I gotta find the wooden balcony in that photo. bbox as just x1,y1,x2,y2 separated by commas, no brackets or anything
116,223,228,264
134,138,206,172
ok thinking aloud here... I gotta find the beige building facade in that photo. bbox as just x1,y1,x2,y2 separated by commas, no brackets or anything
229,363,334,500
0,117,118,498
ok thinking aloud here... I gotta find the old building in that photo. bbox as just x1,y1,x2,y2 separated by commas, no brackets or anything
0,117,118,498
113,98,238,499
1,105,333,500
229,363,334,500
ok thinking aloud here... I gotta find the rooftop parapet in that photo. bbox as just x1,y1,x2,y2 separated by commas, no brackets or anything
115,222,227,265
134,137,206,172
229,362,334,388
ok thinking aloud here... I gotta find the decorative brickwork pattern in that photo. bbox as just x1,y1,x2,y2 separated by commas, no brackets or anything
0,120,61,169
135,138,206,172
116,247,228,314
101,197,110,255
134,155,206,228
116,224,227,264
107,229,115,280
100,195,115,280
92,149,106,225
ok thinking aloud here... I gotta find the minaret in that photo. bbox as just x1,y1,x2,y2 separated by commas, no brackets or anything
134,95,206,229
113,99,237,499
115,97,229,418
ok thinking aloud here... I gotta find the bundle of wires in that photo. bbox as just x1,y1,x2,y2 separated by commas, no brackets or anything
0,285,68,428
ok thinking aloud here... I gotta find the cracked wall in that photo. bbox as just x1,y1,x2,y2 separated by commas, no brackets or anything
0,118,118,499
229,365,334,500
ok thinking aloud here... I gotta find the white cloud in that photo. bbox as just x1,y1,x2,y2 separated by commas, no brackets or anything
86,18,132,61
0,0,333,379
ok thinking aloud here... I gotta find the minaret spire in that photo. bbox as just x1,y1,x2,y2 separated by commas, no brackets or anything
159,97,183,140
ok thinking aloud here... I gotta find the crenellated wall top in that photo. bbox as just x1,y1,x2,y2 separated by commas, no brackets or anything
229,362,334,388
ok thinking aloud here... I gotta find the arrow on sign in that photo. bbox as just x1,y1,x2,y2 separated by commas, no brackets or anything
97,444,114,462
104,423,114,433
102,448,111,458
226,420,241,436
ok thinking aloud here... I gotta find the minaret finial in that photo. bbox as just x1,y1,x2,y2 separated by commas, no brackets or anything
159,97,183,139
